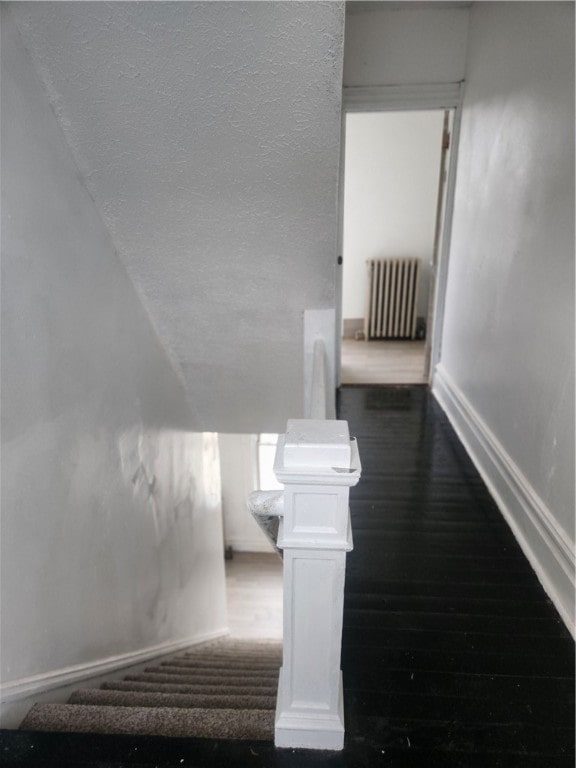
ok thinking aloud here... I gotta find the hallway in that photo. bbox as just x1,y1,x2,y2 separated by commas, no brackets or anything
3,5,573,759
3,385,573,767
338,385,574,765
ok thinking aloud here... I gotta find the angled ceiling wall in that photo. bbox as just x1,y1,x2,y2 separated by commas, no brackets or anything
10,1,345,433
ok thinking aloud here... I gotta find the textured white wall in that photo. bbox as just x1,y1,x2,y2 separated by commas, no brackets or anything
11,2,345,434
1,9,227,690
219,434,273,553
436,3,574,621
342,111,444,321
344,4,469,87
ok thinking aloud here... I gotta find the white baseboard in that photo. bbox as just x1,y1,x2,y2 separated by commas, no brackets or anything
0,627,229,704
226,537,275,554
433,364,575,637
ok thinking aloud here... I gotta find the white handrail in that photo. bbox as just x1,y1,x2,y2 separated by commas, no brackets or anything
247,490,284,558
308,338,336,420
303,309,336,420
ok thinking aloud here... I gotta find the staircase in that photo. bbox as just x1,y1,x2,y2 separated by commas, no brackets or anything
19,640,280,741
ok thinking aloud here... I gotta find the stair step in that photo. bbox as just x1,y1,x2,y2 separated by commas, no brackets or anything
69,688,276,710
20,703,274,740
147,664,278,679
125,672,276,688
102,680,278,697
199,640,281,649
192,641,281,652
183,651,282,662
185,645,281,658
162,658,281,672
19,639,281,741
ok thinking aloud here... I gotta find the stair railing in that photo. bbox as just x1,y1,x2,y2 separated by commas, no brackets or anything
249,326,361,751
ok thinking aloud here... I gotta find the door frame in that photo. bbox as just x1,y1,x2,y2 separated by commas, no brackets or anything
336,82,464,386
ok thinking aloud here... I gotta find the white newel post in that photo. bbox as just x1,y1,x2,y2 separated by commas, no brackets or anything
273,418,361,751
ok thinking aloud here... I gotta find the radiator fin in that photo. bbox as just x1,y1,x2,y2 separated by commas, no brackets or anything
364,258,420,340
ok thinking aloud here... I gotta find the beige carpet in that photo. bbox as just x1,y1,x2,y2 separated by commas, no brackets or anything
20,639,281,740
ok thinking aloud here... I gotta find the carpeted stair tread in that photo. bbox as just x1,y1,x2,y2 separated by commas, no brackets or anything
161,658,280,671
177,647,281,664
125,671,276,688
20,703,274,740
197,640,281,649
69,688,276,710
19,639,281,741
146,664,278,679
184,651,281,661
185,647,281,656
182,654,281,665
102,680,278,697
185,646,281,659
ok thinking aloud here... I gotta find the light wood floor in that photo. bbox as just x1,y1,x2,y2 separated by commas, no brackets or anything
341,338,427,385
225,552,283,640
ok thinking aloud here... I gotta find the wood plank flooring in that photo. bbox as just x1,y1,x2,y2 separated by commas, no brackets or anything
338,385,574,766
341,339,426,384
3,385,573,767
225,552,282,640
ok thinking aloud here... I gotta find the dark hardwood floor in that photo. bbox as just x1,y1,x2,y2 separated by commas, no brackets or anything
2,385,573,767
338,385,574,767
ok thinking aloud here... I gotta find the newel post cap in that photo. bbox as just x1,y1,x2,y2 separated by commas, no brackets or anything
284,419,351,469
274,419,361,487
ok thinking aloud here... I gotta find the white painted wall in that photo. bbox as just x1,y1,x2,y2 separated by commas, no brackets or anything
344,4,469,87
219,434,273,554
11,2,345,434
435,3,575,629
342,111,444,321
1,8,227,699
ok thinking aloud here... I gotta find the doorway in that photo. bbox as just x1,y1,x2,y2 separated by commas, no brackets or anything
339,108,453,386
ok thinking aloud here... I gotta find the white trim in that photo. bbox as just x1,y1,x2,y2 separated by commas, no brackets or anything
433,364,575,637
303,309,336,420
275,670,345,750
335,108,346,388
343,82,463,112
429,93,464,378
0,628,229,703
